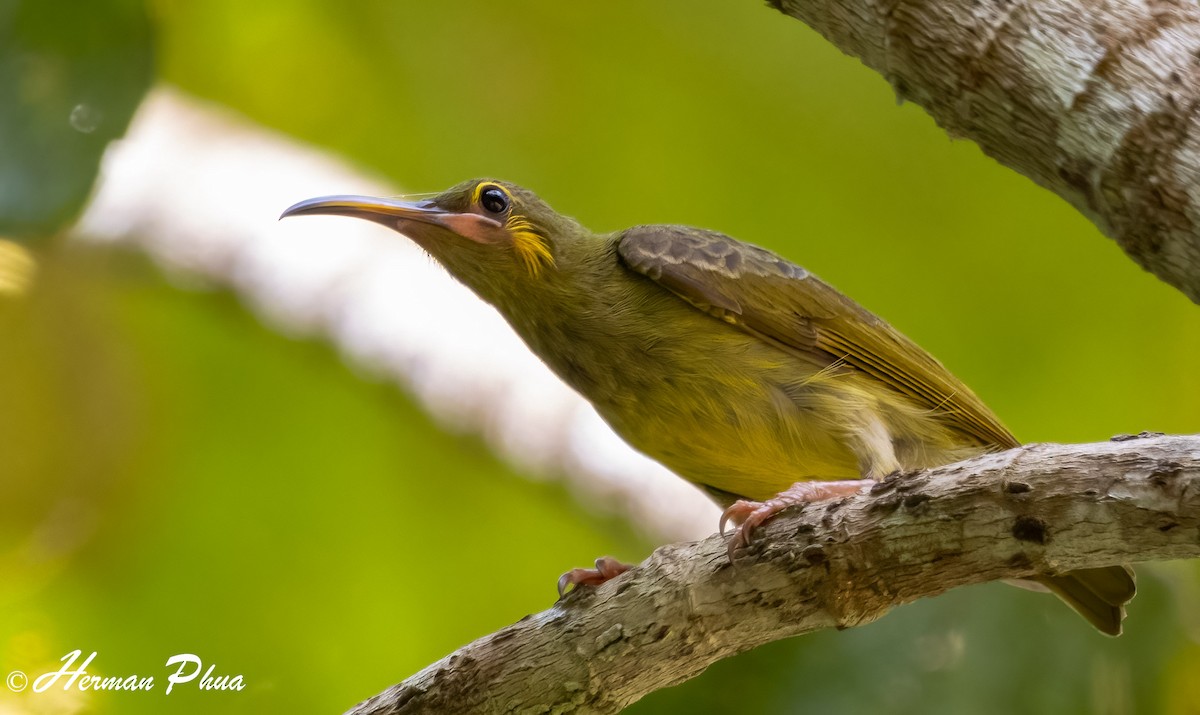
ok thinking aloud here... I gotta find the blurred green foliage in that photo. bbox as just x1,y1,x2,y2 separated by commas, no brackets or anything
0,0,153,239
3,1,1199,714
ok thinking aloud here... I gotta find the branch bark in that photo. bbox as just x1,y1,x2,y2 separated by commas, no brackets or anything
767,0,1200,303
344,433,1200,715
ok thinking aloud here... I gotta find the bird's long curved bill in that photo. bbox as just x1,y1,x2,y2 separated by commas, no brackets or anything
279,195,502,241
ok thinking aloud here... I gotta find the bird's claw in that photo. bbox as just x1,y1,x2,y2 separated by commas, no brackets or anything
720,499,788,560
720,479,872,561
556,556,632,598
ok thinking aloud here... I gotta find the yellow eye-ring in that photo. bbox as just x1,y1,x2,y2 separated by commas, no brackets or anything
475,183,510,215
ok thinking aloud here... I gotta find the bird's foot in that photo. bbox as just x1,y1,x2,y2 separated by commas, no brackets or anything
719,479,872,559
556,556,632,598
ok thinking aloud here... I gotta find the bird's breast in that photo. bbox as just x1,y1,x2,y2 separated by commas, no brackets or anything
505,281,865,500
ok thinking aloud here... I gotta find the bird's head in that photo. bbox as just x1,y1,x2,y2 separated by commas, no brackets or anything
281,179,590,306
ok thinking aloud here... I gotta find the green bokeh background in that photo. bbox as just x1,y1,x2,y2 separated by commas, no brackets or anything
3,1,1199,713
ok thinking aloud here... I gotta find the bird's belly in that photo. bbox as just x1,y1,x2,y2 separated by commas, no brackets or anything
589,341,864,502
520,286,974,503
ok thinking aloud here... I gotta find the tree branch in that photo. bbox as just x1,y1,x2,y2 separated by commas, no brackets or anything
767,0,1200,303
344,433,1200,714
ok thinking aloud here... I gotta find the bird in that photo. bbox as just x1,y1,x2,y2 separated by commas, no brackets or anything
281,178,1135,635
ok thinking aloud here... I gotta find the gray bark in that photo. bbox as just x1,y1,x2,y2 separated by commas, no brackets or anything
344,433,1200,714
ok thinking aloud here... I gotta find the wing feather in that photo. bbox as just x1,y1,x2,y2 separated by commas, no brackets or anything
617,225,1017,449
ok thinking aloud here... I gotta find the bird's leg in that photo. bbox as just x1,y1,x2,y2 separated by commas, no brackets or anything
719,479,872,559
556,556,632,598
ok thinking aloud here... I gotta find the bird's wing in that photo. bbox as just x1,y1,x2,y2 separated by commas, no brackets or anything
617,225,1018,449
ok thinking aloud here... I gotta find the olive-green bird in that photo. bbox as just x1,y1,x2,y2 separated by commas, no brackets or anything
282,179,1135,635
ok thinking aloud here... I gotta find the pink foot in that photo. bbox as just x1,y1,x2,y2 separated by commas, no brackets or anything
719,479,872,559
557,556,632,598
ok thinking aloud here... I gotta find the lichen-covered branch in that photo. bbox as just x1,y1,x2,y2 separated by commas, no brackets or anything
344,433,1200,714
767,0,1200,302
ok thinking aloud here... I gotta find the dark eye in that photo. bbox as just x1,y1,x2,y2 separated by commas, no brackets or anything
480,186,510,214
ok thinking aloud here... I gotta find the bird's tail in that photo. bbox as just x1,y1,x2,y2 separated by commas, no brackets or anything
1033,566,1137,636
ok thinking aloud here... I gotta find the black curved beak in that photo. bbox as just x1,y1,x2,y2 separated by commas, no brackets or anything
280,195,503,243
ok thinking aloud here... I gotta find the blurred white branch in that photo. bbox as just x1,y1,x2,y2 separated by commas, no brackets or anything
74,87,718,543
347,434,1200,715
768,0,1200,302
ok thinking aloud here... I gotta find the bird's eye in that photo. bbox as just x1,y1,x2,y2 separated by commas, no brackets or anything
480,186,510,214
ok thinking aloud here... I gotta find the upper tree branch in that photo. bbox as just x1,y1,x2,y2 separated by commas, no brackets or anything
768,0,1200,302
344,434,1200,715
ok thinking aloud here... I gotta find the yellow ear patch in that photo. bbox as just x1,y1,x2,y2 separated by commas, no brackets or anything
505,214,554,276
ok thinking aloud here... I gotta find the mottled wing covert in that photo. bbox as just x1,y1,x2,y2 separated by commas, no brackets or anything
617,225,1017,449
